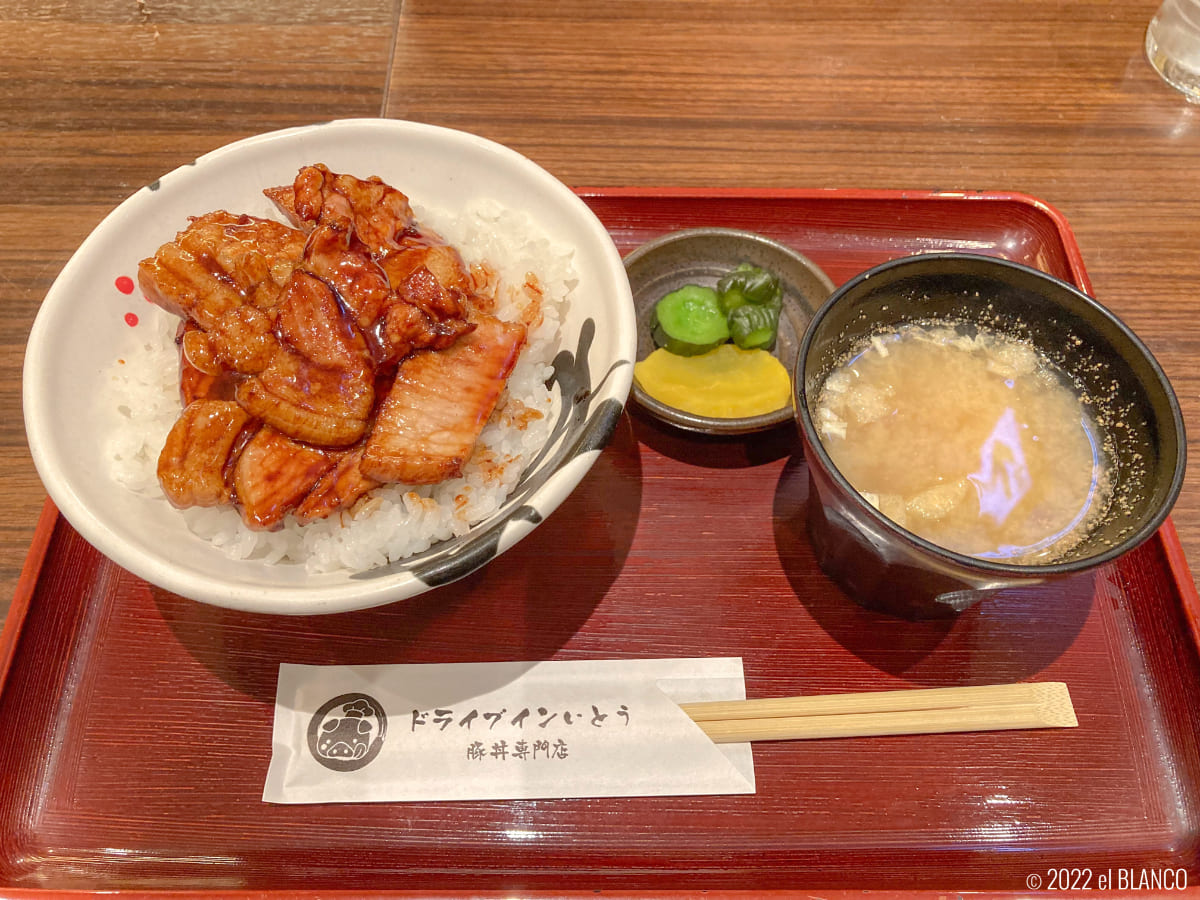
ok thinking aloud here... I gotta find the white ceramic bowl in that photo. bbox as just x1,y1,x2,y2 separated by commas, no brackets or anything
23,119,636,615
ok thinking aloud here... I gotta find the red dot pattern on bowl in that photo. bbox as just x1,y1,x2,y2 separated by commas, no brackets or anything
116,275,140,326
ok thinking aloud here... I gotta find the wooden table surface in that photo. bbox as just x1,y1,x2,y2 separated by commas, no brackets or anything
2,0,1198,627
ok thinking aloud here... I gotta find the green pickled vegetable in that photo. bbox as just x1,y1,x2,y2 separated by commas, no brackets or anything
716,263,784,348
652,284,730,356
650,263,786,357
728,299,782,350
717,263,782,314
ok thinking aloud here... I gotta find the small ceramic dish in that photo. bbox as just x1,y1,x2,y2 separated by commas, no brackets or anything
625,227,834,435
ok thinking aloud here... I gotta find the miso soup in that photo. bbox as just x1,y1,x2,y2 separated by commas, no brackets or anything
811,322,1112,564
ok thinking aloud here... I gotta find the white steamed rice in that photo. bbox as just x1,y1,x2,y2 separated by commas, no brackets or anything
102,197,573,573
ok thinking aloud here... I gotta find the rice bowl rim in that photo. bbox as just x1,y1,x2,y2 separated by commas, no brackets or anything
23,118,636,615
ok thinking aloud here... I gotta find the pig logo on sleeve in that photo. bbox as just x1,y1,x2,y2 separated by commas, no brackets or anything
306,693,388,772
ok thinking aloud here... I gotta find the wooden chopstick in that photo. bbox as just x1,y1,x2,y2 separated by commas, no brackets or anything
680,682,1076,744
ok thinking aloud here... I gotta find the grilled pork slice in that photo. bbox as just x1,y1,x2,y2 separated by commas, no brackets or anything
157,400,254,508
302,222,394,330
393,260,469,322
275,269,372,371
378,287,476,364
267,164,416,255
267,166,477,363
233,426,334,531
235,271,375,447
361,316,527,485
381,239,472,304
138,212,305,327
183,305,280,376
376,240,476,362
236,349,373,448
179,353,237,405
294,446,381,523
262,184,299,226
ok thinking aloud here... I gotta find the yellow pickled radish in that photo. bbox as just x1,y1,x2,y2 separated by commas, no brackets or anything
633,344,792,418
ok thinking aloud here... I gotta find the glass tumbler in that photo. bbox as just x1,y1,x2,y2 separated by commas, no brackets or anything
1146,0,1200,102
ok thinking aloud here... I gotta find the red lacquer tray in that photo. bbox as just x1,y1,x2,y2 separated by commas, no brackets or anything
3,190,1200,896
